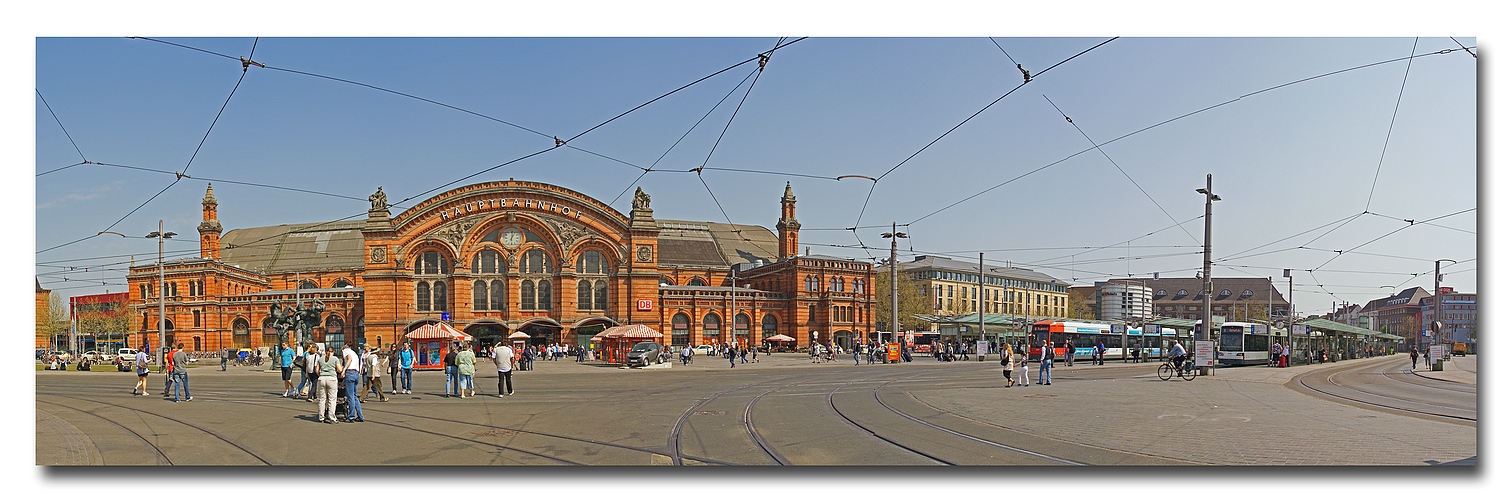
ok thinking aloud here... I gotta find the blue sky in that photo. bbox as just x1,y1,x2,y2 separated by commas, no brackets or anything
30,36,1478,317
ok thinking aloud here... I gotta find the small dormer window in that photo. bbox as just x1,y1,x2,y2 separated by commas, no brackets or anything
1176,289,1188,297
1240,289,1253,299
1219,289,1231,297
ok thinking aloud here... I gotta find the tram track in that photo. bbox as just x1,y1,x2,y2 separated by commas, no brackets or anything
1292,358,1476,423
35,393,272,465
36,399,173,465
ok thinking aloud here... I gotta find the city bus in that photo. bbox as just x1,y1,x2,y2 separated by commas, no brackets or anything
1029,320,1154,360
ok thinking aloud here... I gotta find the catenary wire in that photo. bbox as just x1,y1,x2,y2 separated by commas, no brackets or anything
610,68,762,205
905,45,1465,228
1448,37,1477,59
36,89,87,162
1363,38,1419,212
1042,94,1199,244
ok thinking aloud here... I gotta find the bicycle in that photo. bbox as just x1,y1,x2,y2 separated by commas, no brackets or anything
1158,357,1197,381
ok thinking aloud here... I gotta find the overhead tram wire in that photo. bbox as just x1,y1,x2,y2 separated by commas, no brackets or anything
36,89,87,162
1216,212,1365,263
36,162,88,177
610,68,762,205
1305,206,1475,272
1042,94,1199,244
1020,215,1202,266
853,37,1120,229
41,38,262,256
1362,210,1475,235
177,37,259,178
905,45,1466,227
1363,38,1420,213
1448,37,1477,59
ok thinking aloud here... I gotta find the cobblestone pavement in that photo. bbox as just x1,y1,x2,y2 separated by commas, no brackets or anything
34,351,1475,466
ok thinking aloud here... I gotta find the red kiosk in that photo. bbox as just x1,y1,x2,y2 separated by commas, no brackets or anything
591,325,663,365
405,323,473,370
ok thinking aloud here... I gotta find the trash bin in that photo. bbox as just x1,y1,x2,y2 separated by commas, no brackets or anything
1432,359,1444,371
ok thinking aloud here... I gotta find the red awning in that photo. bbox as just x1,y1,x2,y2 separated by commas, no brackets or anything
598,324,663,340
405,322,473,341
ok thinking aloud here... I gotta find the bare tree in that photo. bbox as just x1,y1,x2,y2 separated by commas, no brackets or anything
40,294,70,351
873,271,933,332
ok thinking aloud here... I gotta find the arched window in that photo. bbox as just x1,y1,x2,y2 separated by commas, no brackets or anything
830,277,843,292
521,280,535,310
490,280,504,311
415,251,450,275
325,315,344,350
262,317,279,348
537,279,552,311
593,280,608,310
416,282,431,311
671,313,690,346
734,313,750,340
660,275,674,286
333,278,352,288
576,250,607,274
520,249,551,274
474,280,490,312
762,314,778,338
805,276,818,292
689,277,706,287
473,250,503,274
702,313,721,343
577,280,592,310
853,279,865,294
233,318,250,348
298,280,318,289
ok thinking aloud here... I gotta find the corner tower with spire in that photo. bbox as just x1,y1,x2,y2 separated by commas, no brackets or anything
776,182,800,259
198,183,223,260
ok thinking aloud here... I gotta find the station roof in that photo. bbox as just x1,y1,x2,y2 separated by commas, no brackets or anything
656,220,777,269
1298,318,1400,339
221,220,368,274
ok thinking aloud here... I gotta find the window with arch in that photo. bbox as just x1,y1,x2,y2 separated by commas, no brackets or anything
734,313,750,339
333,278,352,288
852,279,865,294
415,251,450,275
325,315,344,349
576,279,608,311
830,277,843,292
298,280,318,289
521,279,551,311
474,279,506,312
805,276,819,292
702,313,721,342
762,314,778,338
689,277,706,287
415,280,447,312
520,249,552,274
521,280,535,311
577,250,607,274
262,317,279,348
232,318,250,348
473,249,504,274
671,313,690,346
660,275,674,286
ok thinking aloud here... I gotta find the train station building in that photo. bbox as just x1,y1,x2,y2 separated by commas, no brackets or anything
125,181,873,355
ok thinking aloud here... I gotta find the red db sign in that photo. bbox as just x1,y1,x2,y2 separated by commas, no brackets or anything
636,299,654,311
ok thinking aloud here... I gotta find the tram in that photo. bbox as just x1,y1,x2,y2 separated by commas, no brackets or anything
1029,320,1165,360
1218,321,1273,366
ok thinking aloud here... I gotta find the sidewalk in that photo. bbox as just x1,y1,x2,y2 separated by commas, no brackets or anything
1410,354,1476,385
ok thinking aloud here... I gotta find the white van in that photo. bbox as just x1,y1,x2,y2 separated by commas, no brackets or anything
117,348,141,363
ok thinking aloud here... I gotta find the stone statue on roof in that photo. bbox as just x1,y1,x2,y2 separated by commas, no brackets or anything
632,187,651,211
369,186,388,211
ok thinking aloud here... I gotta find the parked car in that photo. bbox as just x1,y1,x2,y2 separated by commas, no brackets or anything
626,342,662,367
117,348,140,363
48,351,72,363
83,350,115,363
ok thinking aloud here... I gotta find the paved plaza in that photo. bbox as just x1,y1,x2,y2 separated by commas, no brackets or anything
36,351,1476,466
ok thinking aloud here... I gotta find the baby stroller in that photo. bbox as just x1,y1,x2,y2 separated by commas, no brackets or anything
335,383,351,420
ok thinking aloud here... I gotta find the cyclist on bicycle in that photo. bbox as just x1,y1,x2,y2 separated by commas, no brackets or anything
1168,341,1188,371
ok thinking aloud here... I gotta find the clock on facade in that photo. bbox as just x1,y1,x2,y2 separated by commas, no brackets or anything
500,228,523,248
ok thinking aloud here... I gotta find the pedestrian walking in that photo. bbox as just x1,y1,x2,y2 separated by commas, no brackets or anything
1000,349,1016,387
1096,341,1106,365
457,342,476,398
294,344,315,399
1016,348,1031,387
1063,339,1074,367
170,343,191,402
398,342,414,394
221,347,229,371
341,342,364,423
279,342,296,397
492,341,515,397
728,345,737,368
681,345,692,365
161,346,176,397
1038,343,1053,385
1410,345,1419,369
1280,344,1290,368
314,347,341,423
302,344,320,401
443,344,460,397
362,346,388,402
132,345,150,396
388,343,399,392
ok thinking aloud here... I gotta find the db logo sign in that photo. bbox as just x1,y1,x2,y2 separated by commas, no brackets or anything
636,299,654,311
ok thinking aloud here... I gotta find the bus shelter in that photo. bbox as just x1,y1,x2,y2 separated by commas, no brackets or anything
914,313,1046,352
1295,318,1396,363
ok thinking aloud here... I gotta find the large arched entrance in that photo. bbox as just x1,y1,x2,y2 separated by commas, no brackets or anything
517,318,563,347
464,319,509,352
572,316,619,349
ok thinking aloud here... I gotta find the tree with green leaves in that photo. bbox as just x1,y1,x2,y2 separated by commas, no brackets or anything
873,270,933,332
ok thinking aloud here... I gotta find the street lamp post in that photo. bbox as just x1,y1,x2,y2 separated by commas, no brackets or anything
882,223,908,357
145,221,176,370
1433,259,1456,352
1196,174,1220,376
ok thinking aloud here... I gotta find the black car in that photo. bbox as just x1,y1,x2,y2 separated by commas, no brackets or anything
626,342,662,367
